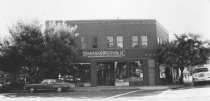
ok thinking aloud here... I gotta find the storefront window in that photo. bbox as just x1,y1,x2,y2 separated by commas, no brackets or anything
115,61,143,83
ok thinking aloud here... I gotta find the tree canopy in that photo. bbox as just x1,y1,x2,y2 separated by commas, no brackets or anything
157,33,210,84
0,21,80,83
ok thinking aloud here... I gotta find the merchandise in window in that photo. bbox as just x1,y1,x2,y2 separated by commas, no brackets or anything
115,61,143,83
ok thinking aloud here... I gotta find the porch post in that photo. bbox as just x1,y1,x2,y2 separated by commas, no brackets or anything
90,60,97,86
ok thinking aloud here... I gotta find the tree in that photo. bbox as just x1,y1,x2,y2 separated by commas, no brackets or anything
0,39,25,78
157,33,210,84
0,20,83,83
0,21,45,83
43,23,78,78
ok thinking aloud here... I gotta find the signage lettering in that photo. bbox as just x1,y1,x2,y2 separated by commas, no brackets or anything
83,50,125,58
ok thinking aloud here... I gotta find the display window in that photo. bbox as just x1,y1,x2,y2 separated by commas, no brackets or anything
115,60,143,83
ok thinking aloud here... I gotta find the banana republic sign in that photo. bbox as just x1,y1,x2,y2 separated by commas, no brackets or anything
83,50,125,58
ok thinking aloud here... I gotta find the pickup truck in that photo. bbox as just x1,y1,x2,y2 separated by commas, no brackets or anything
25,79,75,93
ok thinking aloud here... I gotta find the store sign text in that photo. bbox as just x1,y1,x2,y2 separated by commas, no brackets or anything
83,50,125,58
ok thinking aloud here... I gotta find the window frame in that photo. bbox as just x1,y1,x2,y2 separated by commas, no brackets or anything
91,36,98,48
141,36,148,47
157,37,160,44
81,36,88,49
106,36,114,48
132,36,139,48
116,36,123,48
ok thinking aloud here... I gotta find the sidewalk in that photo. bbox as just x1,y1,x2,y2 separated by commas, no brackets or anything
71,84,191,92
8,83,191,93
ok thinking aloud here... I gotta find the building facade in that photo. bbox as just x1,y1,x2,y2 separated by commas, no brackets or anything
46,19,169,86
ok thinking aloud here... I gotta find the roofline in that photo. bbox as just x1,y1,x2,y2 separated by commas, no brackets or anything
46,19,157,24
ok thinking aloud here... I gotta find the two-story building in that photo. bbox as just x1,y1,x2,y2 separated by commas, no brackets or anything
46,19,169,86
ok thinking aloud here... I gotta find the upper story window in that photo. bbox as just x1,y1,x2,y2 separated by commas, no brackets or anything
160,39,162,44
157,37,160,44
56,21,63,26
91,36,98,48
132,36,139,47
107,36,114,48
117,36,123,48
81,37,88,49
157,37,163,44
141,36,148,47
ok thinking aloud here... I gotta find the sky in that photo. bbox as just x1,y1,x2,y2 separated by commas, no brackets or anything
0,0,210,41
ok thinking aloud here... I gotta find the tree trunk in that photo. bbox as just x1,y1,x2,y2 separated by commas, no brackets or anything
165,67,172,83
10,71,17,84
179,67,184,84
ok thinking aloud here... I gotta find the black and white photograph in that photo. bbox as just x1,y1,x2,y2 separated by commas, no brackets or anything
0,0,210,101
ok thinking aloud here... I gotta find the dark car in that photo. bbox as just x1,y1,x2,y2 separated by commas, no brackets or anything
0,82,11,93
0,71,11,93
25,79,75,93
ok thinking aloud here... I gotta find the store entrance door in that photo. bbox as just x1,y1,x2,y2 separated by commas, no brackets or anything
96,62,115,86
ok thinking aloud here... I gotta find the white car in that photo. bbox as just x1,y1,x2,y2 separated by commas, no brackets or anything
192,67,210,85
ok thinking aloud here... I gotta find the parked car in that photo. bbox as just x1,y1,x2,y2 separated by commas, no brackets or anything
0,83,11,93
0,71,11,93
63,75,81,83
192,67,210,85
63,75,75,83
25,79,75,93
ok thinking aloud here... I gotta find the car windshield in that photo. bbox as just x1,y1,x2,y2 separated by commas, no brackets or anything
193,68,209,73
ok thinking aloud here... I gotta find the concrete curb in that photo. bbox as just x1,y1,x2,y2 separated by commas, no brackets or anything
100,88,140,91
169,83,192,89
71,87,140,92
71,84,191,92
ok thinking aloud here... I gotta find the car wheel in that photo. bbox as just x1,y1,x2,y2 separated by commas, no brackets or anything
193,82,199,86
29,88,34,93
57,88,62,92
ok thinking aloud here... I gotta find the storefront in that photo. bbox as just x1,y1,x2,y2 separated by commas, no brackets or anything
80,49,158,86
94,60,144,86
47,19,169,86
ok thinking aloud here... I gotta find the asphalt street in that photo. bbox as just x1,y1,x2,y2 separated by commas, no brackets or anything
0,89,164,99
1,84,210,101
